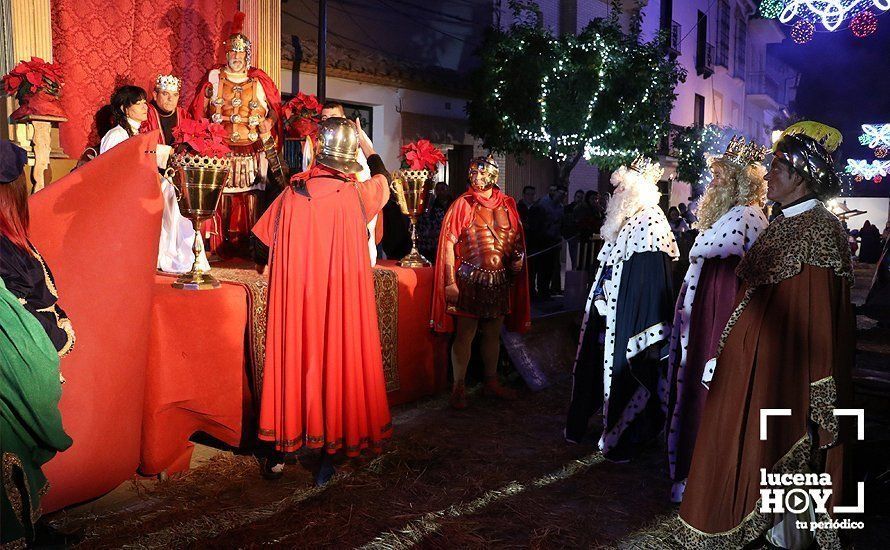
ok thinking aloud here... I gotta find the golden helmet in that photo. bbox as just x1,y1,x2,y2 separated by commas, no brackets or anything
468,154,499,190
316,117,363,175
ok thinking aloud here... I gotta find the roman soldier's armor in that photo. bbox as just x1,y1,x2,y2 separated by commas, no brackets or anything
446,158,525,319
209,76,268,146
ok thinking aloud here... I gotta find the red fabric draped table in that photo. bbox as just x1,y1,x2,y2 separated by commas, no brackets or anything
141,260,447,475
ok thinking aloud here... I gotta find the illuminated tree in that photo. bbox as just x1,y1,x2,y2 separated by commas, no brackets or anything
467,1,685,184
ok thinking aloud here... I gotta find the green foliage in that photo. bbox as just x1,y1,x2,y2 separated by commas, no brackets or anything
467,5,686,176
672,124,733,195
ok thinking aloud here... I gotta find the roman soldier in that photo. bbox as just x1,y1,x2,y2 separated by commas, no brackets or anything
565,156,678,462
252,117,392,485
431,155,531,409
189,11,283,257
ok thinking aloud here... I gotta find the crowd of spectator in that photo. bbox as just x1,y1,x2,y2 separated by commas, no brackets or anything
847,219,889,264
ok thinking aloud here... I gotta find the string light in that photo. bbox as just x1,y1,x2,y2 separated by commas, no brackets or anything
791,20,815,43
478,23,681,170
859,123,890,148
846,159,890,179
672,124,733,193
851,10,879,36
777,1,889,32
760,0,786,19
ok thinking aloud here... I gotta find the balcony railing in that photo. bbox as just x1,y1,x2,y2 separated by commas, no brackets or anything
746,72,784,105
697,43,715,77
669,21,681,55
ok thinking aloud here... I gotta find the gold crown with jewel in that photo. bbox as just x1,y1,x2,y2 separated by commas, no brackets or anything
155,74,181,92
722,135,769,166
628,155,663,182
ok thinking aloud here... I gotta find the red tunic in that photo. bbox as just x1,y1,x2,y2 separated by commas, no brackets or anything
252,165,392,455
141,104,188,145
430,188,531,334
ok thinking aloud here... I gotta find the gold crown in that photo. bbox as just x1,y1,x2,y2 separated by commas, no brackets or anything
722,136,769,166
628,155,663,181
155,74,181,92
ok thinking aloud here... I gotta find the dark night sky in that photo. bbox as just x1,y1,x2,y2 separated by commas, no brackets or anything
771,14,890,197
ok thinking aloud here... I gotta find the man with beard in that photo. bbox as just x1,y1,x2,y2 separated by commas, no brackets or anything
663,137,769,503
675,122,853,549
565,156,678,462
190,11,283,257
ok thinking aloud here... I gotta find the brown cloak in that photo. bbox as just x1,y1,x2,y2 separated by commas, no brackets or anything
676,203,854,549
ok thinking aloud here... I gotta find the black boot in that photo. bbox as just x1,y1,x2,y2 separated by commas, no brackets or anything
32,518,84,548
315,452,336,486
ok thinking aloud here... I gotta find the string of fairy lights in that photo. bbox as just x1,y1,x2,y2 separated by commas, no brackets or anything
761,0,890,43
672,125,733,193
484,28,674,167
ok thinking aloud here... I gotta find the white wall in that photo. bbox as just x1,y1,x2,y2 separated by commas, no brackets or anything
569,160,600,196
281,68,470,172
834,198,890,232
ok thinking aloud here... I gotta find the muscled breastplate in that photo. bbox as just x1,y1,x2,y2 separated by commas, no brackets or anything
210,75,268,147
457,204,519,271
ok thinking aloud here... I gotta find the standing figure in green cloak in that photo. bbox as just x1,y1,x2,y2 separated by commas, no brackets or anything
1,140,77,548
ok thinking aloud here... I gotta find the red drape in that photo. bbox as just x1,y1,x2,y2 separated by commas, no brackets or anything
29,133,164,511
51,0,239,155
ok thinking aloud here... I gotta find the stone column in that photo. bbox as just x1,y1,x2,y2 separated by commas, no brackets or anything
241,0,281,90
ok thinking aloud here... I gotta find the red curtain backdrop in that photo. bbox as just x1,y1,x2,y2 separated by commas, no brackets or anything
51,0,239,156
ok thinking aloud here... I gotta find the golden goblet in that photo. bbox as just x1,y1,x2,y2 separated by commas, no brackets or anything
391,169,433,268
165,153,231,290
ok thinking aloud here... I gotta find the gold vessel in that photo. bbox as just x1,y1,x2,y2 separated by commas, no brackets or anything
391,169,433,268
166,153,231,290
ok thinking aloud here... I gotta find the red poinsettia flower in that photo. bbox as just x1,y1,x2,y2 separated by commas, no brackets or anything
283,92,323,139
3,57,63,101
2,74,22,95
172,118,232,158
400,139,447,172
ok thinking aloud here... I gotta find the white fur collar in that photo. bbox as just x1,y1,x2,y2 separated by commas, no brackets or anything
688,205,768,263
599,205,679,266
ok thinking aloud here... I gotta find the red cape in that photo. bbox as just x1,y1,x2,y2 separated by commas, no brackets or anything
187,66,283,149
251,164,392,455
430,188,531,334
141,104,188,145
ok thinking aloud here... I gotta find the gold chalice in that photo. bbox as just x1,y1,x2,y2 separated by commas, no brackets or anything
391,169,433,268
165,152,231,290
